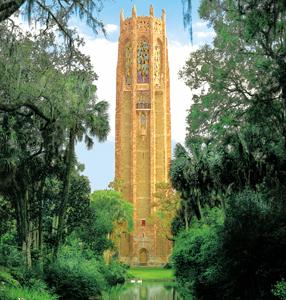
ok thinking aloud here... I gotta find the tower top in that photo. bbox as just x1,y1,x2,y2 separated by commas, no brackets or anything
120,5,166,21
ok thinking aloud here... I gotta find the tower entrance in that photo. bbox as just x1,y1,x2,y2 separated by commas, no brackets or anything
139,248,148,265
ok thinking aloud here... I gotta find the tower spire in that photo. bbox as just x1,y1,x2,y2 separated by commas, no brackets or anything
150,5,154,16
162,8,166,22
120,8,124,22
132,5,136,18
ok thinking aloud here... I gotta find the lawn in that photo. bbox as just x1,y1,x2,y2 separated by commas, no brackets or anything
127,267,174,281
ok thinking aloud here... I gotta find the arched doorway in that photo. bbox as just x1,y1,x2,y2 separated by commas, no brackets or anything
139,248,148,266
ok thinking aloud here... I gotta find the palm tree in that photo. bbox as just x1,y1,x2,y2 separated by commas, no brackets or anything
53,72,110,257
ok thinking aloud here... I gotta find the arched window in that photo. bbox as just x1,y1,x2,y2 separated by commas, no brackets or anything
137,40,149,83
154,42,161,85
125,42,132,85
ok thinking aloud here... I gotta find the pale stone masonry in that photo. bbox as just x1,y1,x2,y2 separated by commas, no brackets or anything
115,5,171,266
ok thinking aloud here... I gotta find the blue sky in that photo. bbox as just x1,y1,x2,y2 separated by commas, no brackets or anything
72,0,214,190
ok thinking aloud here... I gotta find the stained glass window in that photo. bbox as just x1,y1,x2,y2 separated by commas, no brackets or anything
154,44,161,85
125,42,132,85
137,40,149,83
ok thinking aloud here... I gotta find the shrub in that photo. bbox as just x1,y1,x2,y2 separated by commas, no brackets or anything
103,261,127,286
0,267,20,288
272,279,286,300
45,241,108,299
0,267,56,300
172,190,286,300
172,208,224,299
0,234,23,268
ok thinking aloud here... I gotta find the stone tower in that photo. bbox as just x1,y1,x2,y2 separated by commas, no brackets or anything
115,5,171,266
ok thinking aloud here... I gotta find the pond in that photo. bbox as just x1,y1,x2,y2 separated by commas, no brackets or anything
102,281,183,300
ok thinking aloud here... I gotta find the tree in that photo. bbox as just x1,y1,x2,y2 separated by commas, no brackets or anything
171,0,286,298
53,70,110,258
0,22,109,266
0,0,105,47
78,190,133,257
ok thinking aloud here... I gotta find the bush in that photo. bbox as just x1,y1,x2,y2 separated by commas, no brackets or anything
0,267,57,300
0,267,20,288
103,261,127,286
172,190,286,300
172,208,224,299
272,279,286,300
45,240,109,299
0,234,23,268
221,190,286,299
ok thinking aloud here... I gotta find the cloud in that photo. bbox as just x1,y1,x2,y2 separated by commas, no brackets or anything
196,31,216,38
79,37,118,141
193,21,207,28
104,23,118,34
168,40,197,144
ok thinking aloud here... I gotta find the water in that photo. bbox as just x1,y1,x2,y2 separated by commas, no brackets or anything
102,281,183,300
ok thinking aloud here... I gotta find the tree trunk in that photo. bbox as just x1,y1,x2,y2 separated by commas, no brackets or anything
0,0,26,22
184,200,189,229
53,128,75,258
16,189,32,268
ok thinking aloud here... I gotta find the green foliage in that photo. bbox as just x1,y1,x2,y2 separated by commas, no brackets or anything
46,245,107,299
0,197,14,237
221,190,286,299
0,0,105,50
0,20,109,265
172,2,286,298
0,234,23,268
45,239,127,299
0,266,56,300
272,279,286,300
0,267,20,288
172,208,224,298
172,190,286,299
0,285,58,300
78,190,133,255
103,261,127,286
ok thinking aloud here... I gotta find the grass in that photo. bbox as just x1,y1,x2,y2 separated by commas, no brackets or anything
127,267,174,281
0,286,58,300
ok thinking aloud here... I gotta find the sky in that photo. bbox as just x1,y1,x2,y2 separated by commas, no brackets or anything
69,0,215,190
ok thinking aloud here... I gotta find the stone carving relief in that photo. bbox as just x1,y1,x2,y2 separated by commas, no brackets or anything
136,91,150,110
137,19,150,31
125,41,132,85
154,20,162,34
137,40,149,83
154,43,161,85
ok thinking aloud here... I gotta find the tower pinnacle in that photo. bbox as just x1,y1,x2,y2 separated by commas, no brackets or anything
150,5,154,16
132,5,136,17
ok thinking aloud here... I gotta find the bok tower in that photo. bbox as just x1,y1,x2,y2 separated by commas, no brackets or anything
115,5,171,266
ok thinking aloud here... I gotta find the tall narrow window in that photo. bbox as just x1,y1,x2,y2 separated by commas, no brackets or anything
125,42,132,85
137,40,149,83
